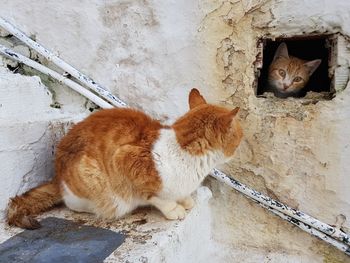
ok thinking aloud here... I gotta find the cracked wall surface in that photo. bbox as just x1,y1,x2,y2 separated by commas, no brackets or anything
198,0,350,261
0,0,350,261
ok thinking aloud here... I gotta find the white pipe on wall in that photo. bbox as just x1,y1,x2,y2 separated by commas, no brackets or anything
1,17,349,256
0,18,127,108
0,45,113,109
210,168,350,247
211,169,350,255
259,203,350,256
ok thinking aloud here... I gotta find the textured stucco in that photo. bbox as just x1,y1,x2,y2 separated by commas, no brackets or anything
0,0,350,262
0,66,85,215
197,1,350,261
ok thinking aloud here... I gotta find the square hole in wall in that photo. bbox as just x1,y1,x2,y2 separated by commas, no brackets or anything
254,34,341,99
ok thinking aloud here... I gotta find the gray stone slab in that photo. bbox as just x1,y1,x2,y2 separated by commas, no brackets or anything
0,217,125,263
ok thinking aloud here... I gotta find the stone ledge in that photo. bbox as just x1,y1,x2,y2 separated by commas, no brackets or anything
0,187,214,263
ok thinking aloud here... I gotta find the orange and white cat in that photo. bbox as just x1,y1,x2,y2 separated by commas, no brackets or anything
268,42,321,98
7,89,243,229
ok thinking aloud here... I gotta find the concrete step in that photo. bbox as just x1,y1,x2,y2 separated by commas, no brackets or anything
0,117,83,216
0,187,215,263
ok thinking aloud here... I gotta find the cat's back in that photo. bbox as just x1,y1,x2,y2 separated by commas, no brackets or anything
86,108,161,132
56,108,163,162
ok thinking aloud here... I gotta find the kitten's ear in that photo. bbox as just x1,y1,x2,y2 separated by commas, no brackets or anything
304,59,322,75
273,42,289,61
189,88,207,109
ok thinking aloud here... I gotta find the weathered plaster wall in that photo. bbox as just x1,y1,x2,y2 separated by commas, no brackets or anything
0,0,350,261
0,65,85,215
198,0,350,261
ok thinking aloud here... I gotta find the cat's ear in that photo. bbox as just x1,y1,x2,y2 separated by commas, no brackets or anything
189,88,207,109
219,107,240,126
304,59,322,75
273,42,289,61
231,107,240,116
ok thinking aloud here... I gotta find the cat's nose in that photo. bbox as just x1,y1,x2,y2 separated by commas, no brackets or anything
283,84,289,90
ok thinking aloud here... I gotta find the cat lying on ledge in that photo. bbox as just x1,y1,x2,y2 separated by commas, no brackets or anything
7,88,243,229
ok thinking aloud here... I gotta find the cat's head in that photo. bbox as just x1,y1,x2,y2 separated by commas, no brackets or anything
173,89,243,160
268,42,321,96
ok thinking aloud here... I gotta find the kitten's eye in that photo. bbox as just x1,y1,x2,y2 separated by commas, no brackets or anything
278,69,286,78
293,76,302,82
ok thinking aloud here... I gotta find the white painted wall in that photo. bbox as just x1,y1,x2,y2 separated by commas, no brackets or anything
0,66,85,215
0,0,350,261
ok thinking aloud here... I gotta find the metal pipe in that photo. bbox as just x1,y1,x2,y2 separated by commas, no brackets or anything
210,168,350,246
0,45,113,109
0,17,126,108
259,202,350,256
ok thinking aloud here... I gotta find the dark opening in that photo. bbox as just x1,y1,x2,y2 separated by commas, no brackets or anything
255,35,335,98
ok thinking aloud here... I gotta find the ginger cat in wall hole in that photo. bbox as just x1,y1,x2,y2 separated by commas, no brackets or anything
7,89,243,229
268,42,322,98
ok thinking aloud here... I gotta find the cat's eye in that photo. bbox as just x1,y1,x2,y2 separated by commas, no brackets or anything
293,76,302,82
278,69,286,78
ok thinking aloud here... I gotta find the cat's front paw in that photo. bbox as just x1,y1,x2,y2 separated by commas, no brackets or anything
178,196,195,210
164,204,186,220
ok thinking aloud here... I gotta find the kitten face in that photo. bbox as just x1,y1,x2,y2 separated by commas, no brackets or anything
268,42,321,97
